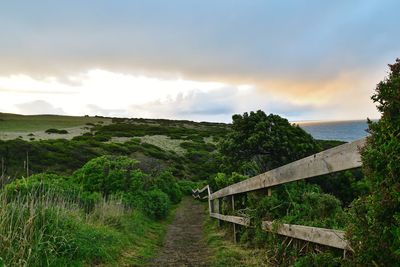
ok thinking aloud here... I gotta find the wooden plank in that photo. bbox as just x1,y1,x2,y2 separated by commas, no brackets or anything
207,186,212,215
261,221,350,250
210,138,365,200
210,212,250,227
231,195,237,243
192,185,209,194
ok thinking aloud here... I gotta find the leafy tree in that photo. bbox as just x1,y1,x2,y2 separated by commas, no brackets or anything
220,111,320,175
347,58,400,265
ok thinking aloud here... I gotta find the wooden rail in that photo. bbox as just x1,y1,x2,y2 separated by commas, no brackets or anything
210,138,365,200
262,221,350,250
210,213,250,226
193,138,366,251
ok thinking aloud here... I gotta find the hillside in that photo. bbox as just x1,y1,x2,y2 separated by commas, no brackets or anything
0,111,365,266
0,113,229,181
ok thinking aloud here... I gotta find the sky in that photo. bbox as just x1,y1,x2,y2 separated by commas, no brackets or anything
0,0,399,122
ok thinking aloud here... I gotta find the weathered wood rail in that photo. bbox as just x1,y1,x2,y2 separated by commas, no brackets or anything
192,138,366,251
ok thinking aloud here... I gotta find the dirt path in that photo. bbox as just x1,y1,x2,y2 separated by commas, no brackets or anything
147,197,212,267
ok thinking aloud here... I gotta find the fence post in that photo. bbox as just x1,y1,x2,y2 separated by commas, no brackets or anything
231,194,237,243
207,185,212,215
217,198,222,227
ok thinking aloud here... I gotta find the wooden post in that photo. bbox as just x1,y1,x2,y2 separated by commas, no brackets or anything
267,187,272,197
217,198,222,227
207,185,212,215
1,157,4,177
232,195,237,243
26,151,29,178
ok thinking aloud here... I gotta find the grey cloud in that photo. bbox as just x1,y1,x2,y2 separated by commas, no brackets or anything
129,87,318,122
0,0,399,84
86,104,128,117
15,100,65,115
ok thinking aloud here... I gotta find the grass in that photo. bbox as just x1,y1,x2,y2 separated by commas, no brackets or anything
118,206,177,266
204,214,269,267
139,135,186,155
0,186,176,266
0,113,110,132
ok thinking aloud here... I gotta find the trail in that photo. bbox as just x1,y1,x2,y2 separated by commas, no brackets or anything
147,197,211,267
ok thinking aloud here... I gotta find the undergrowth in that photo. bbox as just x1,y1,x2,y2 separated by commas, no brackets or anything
0,186,174,266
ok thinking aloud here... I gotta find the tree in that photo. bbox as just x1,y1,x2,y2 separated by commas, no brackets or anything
220,110,320,175
347,58,400,265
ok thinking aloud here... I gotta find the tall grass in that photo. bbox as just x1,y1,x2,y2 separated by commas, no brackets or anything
0,185,130,266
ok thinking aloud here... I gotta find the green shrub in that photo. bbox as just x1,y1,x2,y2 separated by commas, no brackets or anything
45,128,68,134
142,189,170,220
347,59,400,266
177,180,205,195
73,156,146,197
146,171,182,204
293,252,341,267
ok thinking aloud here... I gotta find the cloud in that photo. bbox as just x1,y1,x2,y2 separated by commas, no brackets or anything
129,86,320,122
15,100,65,115
0,68,379,122
0,0,398,95
85,104,128,117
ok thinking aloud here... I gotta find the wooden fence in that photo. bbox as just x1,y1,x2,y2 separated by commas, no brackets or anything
192,138,366,251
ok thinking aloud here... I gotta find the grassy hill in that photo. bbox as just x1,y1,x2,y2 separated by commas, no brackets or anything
0,113,229,181
0,113,110,132
0,113,228,266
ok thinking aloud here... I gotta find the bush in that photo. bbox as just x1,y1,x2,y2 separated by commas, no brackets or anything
141,189,170,220
45,128,68,134
73,156,146,197
347,59,400,265
146,171,182,204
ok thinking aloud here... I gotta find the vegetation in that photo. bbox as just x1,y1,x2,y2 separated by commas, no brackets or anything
208,110,367,266
0,113,108,132
0,178,176,266
0,154,184,265
204,216,268,267
1,56,397,266
346,58,400,266
0,117,227,181
45,128,69,134
219,111,320,175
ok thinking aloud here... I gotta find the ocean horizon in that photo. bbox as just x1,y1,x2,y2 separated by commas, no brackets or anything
295,119,373,142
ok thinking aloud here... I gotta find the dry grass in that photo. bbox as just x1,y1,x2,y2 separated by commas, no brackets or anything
139,135,186,155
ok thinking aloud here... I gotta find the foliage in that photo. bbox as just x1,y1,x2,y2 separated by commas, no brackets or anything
0,185,173,266
220,111,320,175
146,171,182,204
204,215,268,266
0,116,227,181
177,180,206,195
246,182,346,230
346,58,400,266
309,169,369,206
72,155,145,197
45,128,69,134
209,172,248,191
142,189,171,220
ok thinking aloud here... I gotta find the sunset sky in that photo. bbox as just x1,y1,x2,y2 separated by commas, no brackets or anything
0,1,399,122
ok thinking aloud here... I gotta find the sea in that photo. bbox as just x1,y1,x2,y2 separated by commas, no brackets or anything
296,120,372,142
